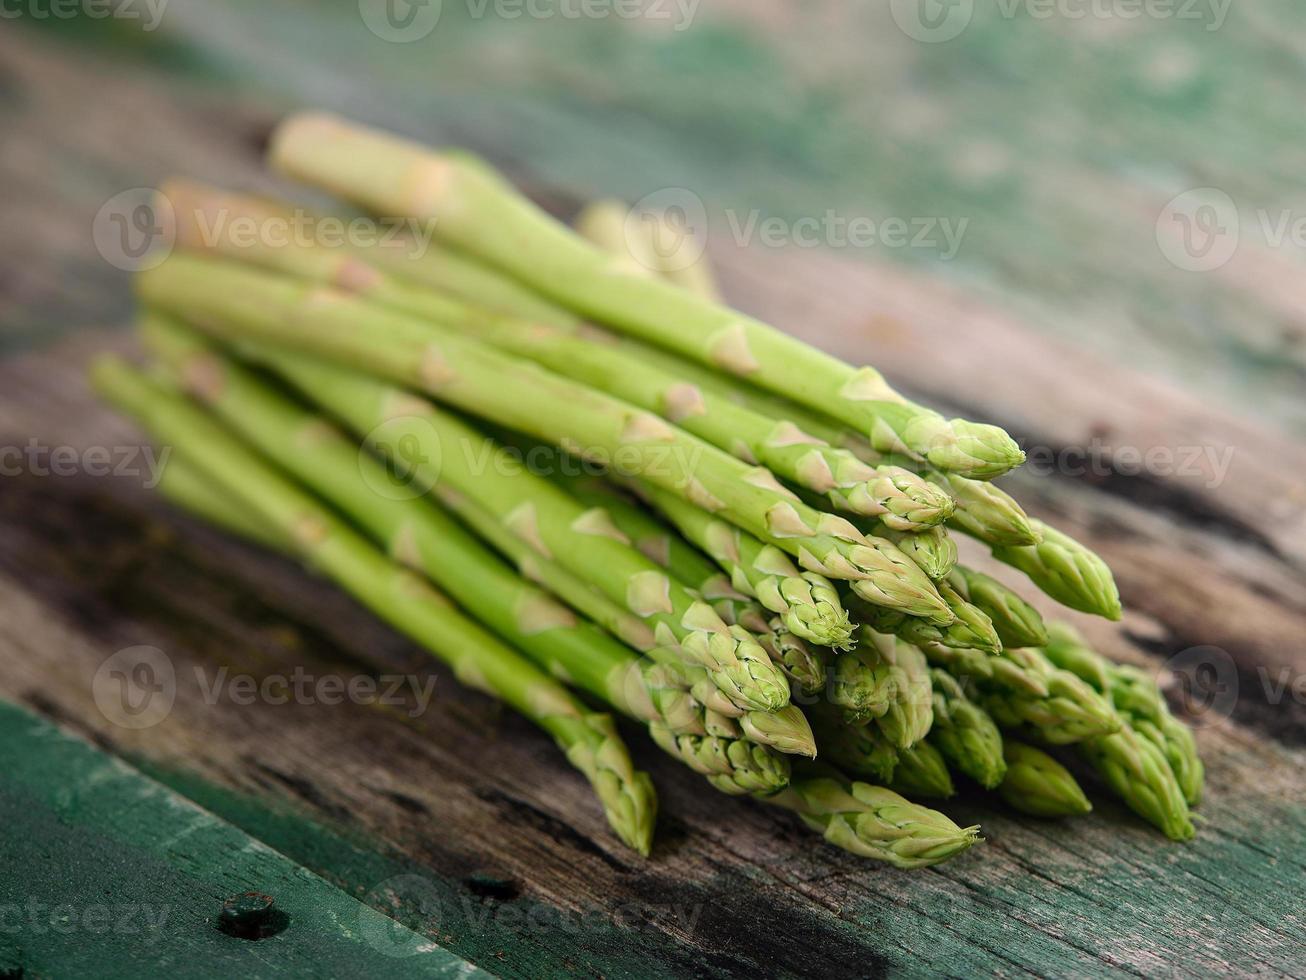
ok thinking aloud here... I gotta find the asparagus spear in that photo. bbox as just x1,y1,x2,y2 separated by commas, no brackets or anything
1079,725,1195,841
578,198,722,301
162,180,954,533
1042,623,1203,805
991,521,1122,621
808,704,898,783
769,767,980,868
623,476,855,649
976,647,1121,745
875,524,958,580
997,741,1092,817
268,113,1025,480
947,566,1049,649
874,639,935,750
845,585,1002,657
160,449,801,785
928,669,1007,789
828,633,898,724
888,741,956,800
138,254,954,626
551,469,829,696
231,344,795,717
93,357,657,855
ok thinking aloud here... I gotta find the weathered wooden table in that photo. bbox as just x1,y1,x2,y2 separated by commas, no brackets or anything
1,6,1304,977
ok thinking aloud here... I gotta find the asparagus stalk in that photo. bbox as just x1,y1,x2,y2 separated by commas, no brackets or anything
874,639,935,750
972,647,1122,745
947,566,1049,649
997,741,1092,817
928,669,1007,790
991,521,1122,621
623,476,856,649
769,767,980,868
808,704,898,783
93,357,657,855
875,524,958,580
138,254,954,625
1043,623,1203,805
551,469,829,697
268,113,1025,479
845,586,1002,657
160,447,800,783
1077,724,1195,841
573,199,661,280
162,180,954,532
231,344,795,717
888,742,956,800
578,198,723,302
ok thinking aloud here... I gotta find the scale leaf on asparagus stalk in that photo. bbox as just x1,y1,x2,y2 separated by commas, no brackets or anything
92,357,657,855
267,113,1025,480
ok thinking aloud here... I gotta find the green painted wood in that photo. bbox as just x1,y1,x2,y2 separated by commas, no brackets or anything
0,699,484,979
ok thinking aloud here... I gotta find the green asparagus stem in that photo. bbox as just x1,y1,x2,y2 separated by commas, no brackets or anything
573,199,662,280
173,180,954,534
874,639,935,750
808,705,898,783
269,114,1024,479
1078,725,1195,840
138,254,954,626
876,524,958,580
845,585,1002,657
991,520,1122,621
997,742,1092,817
888,741,956,800
978,647,1122,744
767,767,981,868
160,447,798,784
919,642,996,681
947,566,1050,649
93,356,657,855
578,198,723,302
177,329,794,718
1043,623,1203,805
928,469,1041,548
928,669,1007,789
619,478,856,649
828,632,898,724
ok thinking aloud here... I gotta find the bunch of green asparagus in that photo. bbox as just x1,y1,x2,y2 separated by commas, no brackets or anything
92,113,1203,865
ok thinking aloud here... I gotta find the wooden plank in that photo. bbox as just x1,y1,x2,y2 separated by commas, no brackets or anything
0,699,483,979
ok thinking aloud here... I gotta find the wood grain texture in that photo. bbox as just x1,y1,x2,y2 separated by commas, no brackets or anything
2,9,1306,977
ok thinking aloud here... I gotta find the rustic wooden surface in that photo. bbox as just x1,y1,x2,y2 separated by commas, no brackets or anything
2,6,1305,977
